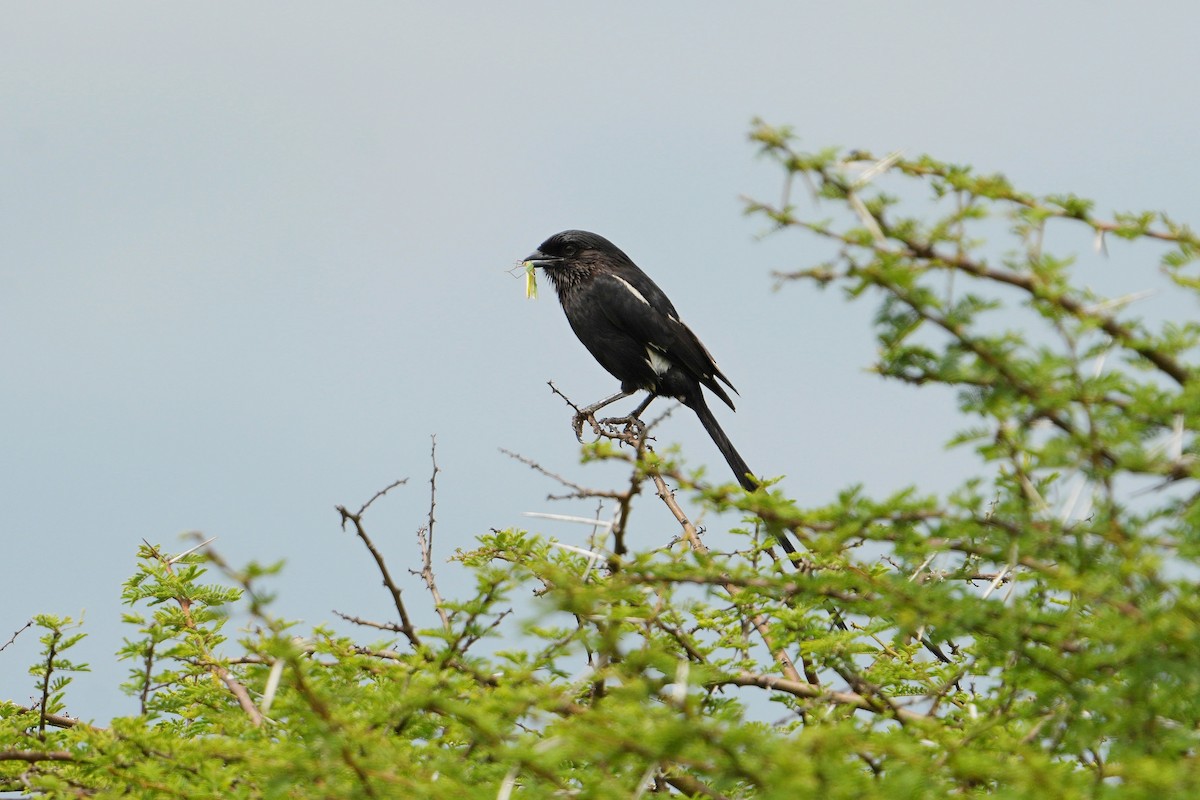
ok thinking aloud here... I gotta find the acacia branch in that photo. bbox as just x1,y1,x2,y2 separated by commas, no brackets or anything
723,672,926,724
501,448,627,501
0,620,31,653
413,437,451,633
337,497,422,650
0,750,73,762
290,659,380,799
13,706,92,731
645,467,804,685
662,772,730,800
901,236,1191,386
144,543,264,727
36,627,60,739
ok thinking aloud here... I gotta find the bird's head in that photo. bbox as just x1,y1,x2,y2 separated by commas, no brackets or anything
523,230,626,271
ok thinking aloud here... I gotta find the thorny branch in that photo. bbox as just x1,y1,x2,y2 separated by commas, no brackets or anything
646,467,805,685
537,386,814,683
336,482,422,650
35,626,60,739
722,672,926,725
412,436,451,633
143,542,264,727
0,750,73,763
0,620,31,653
749,143,1194,390
501,447,627,501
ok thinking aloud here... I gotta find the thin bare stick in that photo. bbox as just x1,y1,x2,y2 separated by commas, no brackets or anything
502,448,627,500
332,610,406,633
0,619,32,652
356,478,408,516
336,501,422,650
426,436,439,555
413,436,451,633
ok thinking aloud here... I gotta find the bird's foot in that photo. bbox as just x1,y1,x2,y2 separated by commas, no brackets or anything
597,414,647,445
571,409,602,443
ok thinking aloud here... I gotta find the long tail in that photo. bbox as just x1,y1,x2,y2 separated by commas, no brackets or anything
690,394,757,492
689,395,798,558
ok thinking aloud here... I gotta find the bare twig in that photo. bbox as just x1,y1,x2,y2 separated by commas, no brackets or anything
547,380,584,415
332,610,407,634
425,436,439,554
501,448,626,500
0,620,32,653
412,437,451,633
356,478,408,517
446,581,513,657
337,496,422,650
207,659,265,727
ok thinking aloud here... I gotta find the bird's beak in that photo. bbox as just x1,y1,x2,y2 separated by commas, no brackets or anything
523,250,562,268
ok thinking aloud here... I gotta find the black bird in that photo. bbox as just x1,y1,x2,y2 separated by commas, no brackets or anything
524,229,759,492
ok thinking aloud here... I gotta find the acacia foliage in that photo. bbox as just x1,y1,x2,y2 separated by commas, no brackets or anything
3,127,1199,797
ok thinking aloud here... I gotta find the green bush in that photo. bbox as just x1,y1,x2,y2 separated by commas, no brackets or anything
3,125,1198,797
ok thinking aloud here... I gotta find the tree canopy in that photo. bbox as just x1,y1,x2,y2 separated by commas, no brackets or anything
4,124,1199,797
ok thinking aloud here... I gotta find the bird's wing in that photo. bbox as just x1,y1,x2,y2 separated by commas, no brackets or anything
590,272,736,401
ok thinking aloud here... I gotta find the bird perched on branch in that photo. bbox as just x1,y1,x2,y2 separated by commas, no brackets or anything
523,229,760,492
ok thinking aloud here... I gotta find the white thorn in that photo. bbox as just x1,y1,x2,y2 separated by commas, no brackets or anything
544,540,606,559
523,512,613,529
169,535,218,565
1084,289,1154,314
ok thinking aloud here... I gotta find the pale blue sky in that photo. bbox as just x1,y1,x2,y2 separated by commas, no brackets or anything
3,3,1197,721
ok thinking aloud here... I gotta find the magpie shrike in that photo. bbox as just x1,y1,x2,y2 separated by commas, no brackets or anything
523,229,759,492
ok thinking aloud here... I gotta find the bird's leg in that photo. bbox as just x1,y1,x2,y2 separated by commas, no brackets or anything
572,390,634,441
627,393,657,420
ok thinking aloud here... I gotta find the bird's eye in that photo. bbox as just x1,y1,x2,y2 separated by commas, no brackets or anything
563,244,578,257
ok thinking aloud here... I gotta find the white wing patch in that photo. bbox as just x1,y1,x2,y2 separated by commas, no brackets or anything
613,275,651,306
613,274,676,376
646,346,672,375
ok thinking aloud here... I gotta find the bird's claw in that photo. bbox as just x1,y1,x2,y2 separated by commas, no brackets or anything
600,414,646,438
571,410,601,442
571,409,646,445
595,414,648,448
